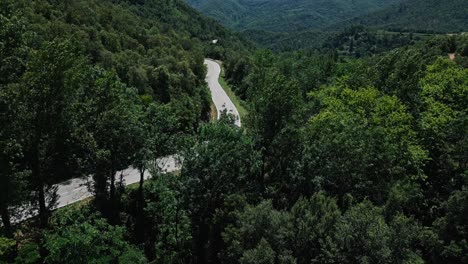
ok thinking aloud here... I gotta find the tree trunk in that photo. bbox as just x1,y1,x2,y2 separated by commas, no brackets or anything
1,205,12,238
138,169,145,194
145,230,156,261
93,171,107,211
109,168,117,224
194,221,209,264
93,155,109,212
135,168,146,244
37,183,48,228
32,140,48,228
110,169,116,204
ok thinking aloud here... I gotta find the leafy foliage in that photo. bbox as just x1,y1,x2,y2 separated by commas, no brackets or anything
180,121,260,262
143,173,192,263
342,0,468,33
1,1,468,263
302,86,427,204
186,0,400,32
45,208,146,264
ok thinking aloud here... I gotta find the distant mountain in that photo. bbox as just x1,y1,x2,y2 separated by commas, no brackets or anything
339,0,468,33
185,0,401,32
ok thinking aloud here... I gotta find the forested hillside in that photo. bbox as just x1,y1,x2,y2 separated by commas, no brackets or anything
186,0,400,32
187,0,467,52
218,35,468,264
0,0,248,261
1,0,468,263
244,26,431,54
338,0,468,33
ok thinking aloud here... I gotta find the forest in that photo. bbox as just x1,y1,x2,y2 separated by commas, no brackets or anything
187,0,468,53
185,0,400,32
1,0,468,263
342,0,468,33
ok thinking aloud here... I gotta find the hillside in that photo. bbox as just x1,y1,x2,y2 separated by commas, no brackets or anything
2,0,468,263
0,0,250,244
186,0,401,32
339,0,468,33
0,0,250,135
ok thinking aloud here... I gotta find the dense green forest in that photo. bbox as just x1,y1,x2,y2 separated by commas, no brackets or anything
1,0,468,263
186,0,468,52
337,0,468,33
187,0,468,34
243,26,435,54
185,0,400,32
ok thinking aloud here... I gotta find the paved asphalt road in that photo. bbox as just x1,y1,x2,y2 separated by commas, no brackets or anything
13,156,180,223
54,156,180,209
12,58,240,222
205,59,241,127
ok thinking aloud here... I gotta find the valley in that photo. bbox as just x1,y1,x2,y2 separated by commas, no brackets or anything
0,0,467,263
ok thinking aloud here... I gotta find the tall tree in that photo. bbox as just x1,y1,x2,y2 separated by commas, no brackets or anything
142,173,192,263
290,193,341,264
434,187,468,263
17,41,88,227
0,13,28,237
246,51,303,199
331,201,392,263
82,69,144,223
132,103,177,245
45,207,146,264
301,86,427,205
180,121,260,263
419,58,468,218
221,200,294,264
0,132,25,238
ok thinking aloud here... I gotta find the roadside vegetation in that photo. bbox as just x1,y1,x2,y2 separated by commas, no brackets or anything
219,68,248,120
1,0,467,263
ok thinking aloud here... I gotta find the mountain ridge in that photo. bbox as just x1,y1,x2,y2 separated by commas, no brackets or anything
332,0,468,33
185,0,402,32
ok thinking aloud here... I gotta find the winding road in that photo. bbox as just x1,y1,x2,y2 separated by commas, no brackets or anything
13,59,240,222
205,59,241,127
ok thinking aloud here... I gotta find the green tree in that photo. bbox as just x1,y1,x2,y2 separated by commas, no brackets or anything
0,236,16,262
137,103,178,185
224,55,251,99
419,59,468,216
149,66,172,103
0,138,26,237
142,173,192,263
331,201,392,264
132,103,178,245
180,121,260,263
81,69,144,223
221,200,293,264
366,42,443,115
302,86,427,204
388,214,425,264
45,207,146,264
290,193,341,264
384,180,425,220
0,13,29,237
0,14,27,87
16,40,90,227
240,239,276,264
14,242,41,264
246,51,303,199
434,187,468,263
222,193,343,264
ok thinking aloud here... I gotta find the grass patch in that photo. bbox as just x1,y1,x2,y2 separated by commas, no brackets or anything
218,69,248,121
210,102,218,121
124,170,181,192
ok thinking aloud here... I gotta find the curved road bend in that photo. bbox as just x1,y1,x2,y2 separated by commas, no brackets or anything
204,59,241,127
13,58,240,222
